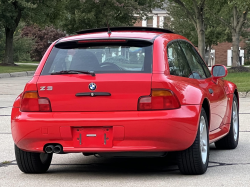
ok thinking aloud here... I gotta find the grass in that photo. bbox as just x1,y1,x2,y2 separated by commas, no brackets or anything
0,64,38,73
224,72,250,92
1,161,11,164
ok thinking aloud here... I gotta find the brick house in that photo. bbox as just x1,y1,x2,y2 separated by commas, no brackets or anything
212,40,247,67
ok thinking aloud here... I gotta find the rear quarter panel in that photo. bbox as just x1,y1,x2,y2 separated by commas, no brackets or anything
152,34,209,106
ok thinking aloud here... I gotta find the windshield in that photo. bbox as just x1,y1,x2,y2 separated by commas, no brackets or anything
41,41,153,75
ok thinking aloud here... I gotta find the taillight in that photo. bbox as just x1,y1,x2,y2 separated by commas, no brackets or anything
138,89,180,111
20,91,52,112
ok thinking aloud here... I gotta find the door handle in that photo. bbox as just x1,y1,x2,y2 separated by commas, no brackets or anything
209,89,213,94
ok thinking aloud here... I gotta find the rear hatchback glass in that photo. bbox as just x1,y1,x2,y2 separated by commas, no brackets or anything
41,40,152,75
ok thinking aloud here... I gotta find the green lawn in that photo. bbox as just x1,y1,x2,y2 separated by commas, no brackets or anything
0,64,38,73
224,72,250,92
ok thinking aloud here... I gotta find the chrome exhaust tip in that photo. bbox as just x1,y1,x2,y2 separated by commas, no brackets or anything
45,145,54,154
54,145,63,154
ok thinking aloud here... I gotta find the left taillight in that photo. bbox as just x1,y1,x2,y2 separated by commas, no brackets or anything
138,89,180,111
20,91,52,112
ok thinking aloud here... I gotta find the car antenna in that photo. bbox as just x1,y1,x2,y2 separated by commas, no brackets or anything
107,20,111,37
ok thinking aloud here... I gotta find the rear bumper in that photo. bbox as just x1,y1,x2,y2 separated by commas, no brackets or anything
11,105,200,153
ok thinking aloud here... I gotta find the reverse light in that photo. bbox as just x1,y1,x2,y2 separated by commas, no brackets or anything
20,91,52,112
138,90,180,111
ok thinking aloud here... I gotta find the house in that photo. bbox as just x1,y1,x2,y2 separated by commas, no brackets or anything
134,8,168,28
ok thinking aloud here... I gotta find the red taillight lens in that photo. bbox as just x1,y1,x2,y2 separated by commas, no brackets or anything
138,90,180,111
20,91,52,112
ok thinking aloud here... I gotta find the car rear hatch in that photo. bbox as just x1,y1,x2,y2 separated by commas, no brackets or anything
37,39,153,112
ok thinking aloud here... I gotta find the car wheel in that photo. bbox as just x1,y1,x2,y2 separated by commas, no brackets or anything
178,108,209,175
15,144,53,173
215,94,239,149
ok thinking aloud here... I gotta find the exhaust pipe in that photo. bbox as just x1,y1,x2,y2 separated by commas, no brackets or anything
54,145,63,154
45,145,54,154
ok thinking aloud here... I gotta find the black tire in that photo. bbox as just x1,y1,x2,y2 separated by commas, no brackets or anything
178,108,209,175
215,94,239,149
15,144,53,173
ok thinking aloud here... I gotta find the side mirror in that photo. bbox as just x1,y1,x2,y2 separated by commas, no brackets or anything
212,65,227,82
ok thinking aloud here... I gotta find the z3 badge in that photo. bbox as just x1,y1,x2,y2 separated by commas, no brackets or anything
40,86,53,91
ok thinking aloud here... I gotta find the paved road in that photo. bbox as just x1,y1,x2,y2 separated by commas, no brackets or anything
0,76,250,187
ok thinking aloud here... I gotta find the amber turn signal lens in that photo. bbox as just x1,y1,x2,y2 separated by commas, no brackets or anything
152,90,173,97
23,92,38,99
138,89,180,111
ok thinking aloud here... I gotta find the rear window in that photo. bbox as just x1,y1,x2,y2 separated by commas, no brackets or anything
41,40,153,75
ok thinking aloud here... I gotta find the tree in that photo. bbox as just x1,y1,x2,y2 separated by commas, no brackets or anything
213,1,250,66
0,0,62,66
60,0,164,34
21,25,66,61
165,1,230,63
168,0,207,59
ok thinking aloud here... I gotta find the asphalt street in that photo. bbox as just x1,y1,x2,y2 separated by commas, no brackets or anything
0,76,250,187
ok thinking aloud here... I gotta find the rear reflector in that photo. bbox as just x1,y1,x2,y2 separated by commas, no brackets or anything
20,91,52,112
78,40,127,43
138,89,180,111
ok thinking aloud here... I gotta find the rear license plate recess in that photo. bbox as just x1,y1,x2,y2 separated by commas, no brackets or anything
73,127,113,148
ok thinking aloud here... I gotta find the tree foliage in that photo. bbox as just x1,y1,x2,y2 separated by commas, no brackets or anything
167,0,250,66
0,0,62,65
168,0,207,59
21,25,66,61
60,0,164,34
209,0,250,66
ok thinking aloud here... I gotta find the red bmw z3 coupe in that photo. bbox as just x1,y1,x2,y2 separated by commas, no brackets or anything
11,27,239,175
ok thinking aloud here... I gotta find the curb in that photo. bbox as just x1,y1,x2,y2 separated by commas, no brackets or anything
0,71,35,79
239,92,250,98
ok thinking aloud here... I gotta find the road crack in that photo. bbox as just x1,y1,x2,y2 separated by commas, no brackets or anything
0,160,16,168
209,161,250,168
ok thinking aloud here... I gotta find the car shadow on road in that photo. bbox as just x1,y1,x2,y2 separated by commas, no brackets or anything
47,153,181,176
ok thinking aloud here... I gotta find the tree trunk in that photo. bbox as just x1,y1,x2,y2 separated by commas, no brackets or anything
2,1,22,65
2,28,15,65
197,19,206,60
232,30,240,67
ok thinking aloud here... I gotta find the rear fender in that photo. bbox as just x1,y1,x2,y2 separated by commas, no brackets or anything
151,74,208,105
223,80,238,125
151,73,209,134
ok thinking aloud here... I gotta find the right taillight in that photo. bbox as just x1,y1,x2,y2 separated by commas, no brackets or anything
20,91,52,112
138,89,180,111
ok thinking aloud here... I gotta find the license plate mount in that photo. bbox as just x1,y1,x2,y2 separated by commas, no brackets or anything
73,127,113,148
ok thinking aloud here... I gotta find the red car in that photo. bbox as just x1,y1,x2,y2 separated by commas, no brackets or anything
12,27,239,175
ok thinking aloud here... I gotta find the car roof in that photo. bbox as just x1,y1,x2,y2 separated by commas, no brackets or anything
58,27,175,43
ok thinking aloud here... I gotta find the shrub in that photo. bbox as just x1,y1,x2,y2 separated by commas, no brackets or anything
244,60,250,65
14,28,34,62
228,66,250,73
21,25,66,61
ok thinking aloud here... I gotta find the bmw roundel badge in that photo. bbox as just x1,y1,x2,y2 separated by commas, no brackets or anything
89,83,97,91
